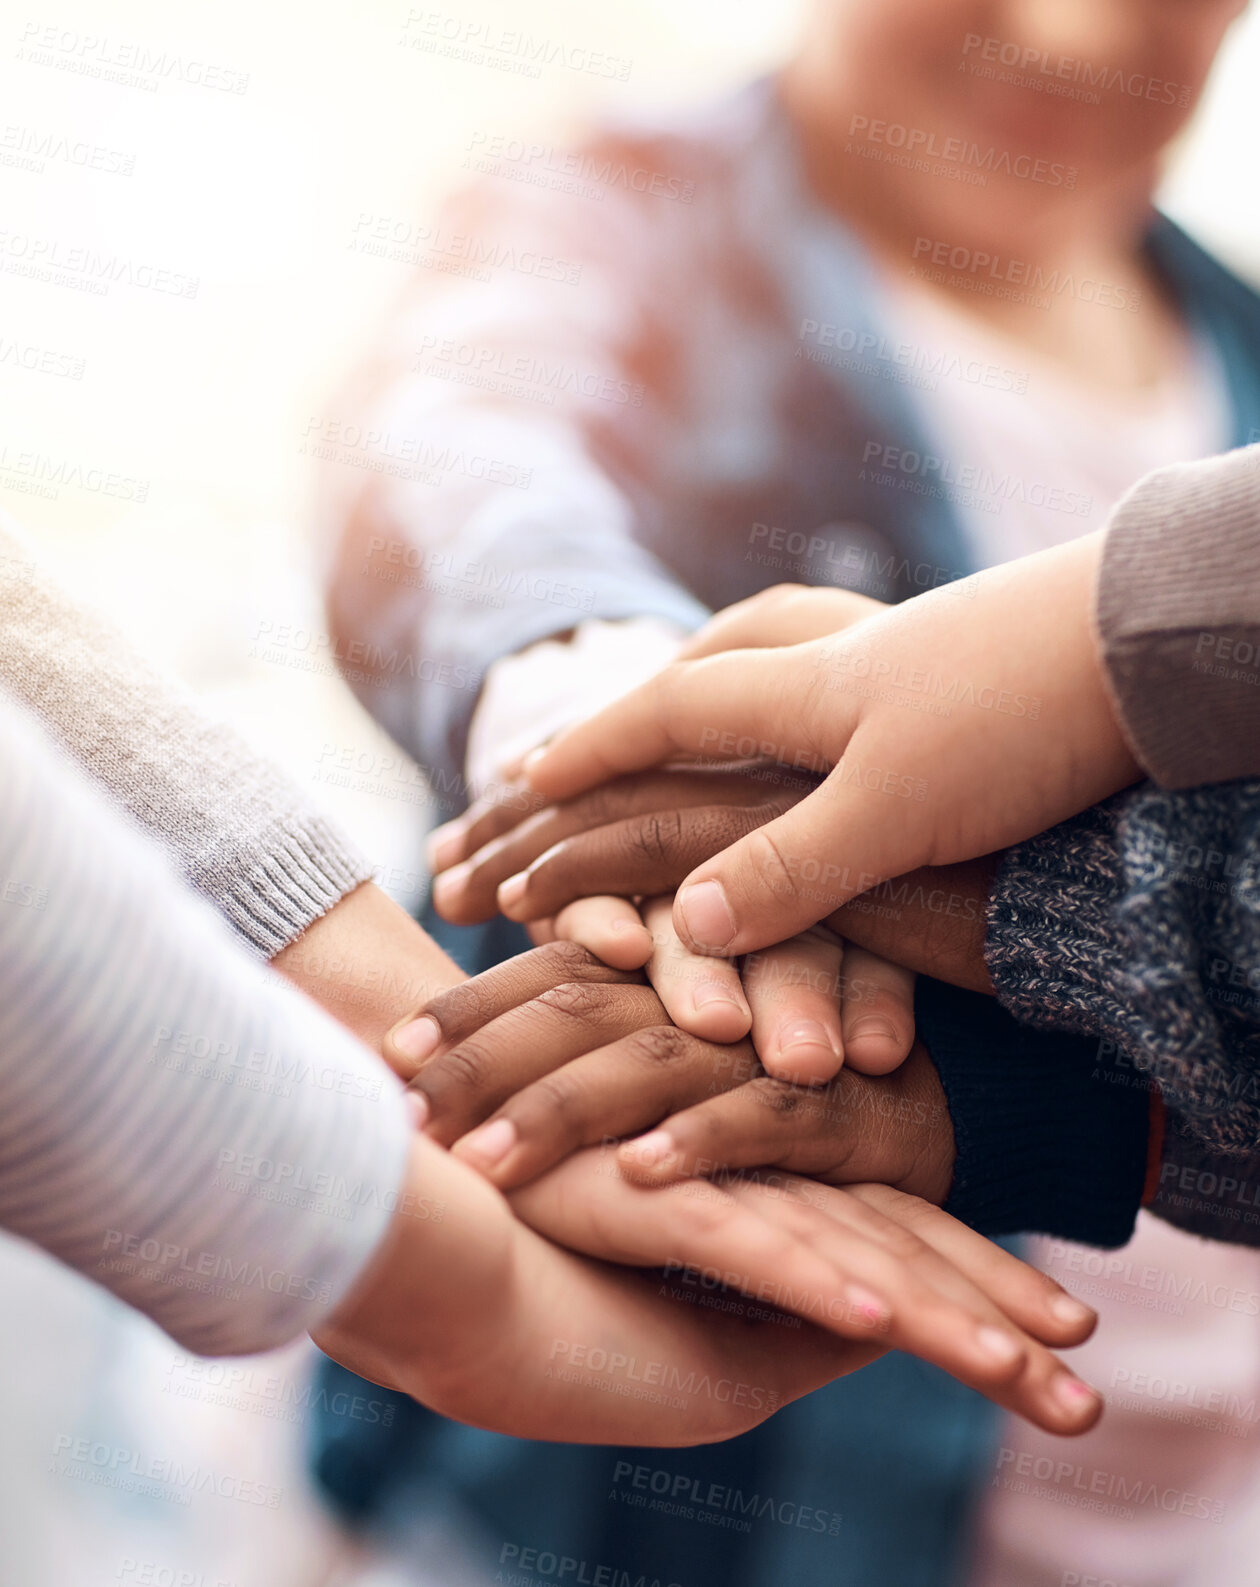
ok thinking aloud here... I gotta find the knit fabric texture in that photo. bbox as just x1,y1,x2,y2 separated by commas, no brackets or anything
988,781,1260,1156
919,978,1149,1248
0,516,372,957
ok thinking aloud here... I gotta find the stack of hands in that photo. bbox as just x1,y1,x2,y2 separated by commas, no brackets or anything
324,534,1140,1447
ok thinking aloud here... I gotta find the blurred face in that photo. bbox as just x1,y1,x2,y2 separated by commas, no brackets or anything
807,0,1246,174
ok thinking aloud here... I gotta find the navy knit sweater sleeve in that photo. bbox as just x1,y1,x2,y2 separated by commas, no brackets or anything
916,978,1149,1249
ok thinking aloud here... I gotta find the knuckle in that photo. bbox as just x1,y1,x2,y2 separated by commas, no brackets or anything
749,1077,810,1120
425,979,493,1039
537,979,608,1021
425,1041,491,1101
626,808,685,867
529,1070,584,1121
626,1024,695,1068
675,1186,736,1239
874,1217,928,1262
536,939,604,981
758,582,806,607
574,783,618,824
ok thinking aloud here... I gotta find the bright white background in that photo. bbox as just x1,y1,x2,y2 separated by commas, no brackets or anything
1,3,1259,1584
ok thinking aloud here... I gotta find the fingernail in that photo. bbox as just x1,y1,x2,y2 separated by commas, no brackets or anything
677,881,736,952
1050,1292,1094,1328
843,1285,889,1326
847,1018,898,1045
426,822,463,872
391,1016,441,1064
976,1326,1022,1366
498,872,528,912
779,1019,840,1058
622,1129,675,1168
1052,1374,1100,1414
693,982,748,1013
403,1089,429,1130
460,1117,517,1167
522,746,548,783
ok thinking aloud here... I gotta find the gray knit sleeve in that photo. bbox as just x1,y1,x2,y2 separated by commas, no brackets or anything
1098,444,1260,789
0,517,372,956
986,783,1260,1163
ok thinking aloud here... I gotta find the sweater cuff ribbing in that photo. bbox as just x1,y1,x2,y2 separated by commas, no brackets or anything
1098,445,1260,789
215,812,375,959
919,979,1148,1248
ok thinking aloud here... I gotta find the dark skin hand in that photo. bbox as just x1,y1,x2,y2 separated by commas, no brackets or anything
384,941,955,1207
430,765,819,926
428,765,996,993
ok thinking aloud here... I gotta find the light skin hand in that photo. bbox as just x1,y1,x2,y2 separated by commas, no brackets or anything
313,1131,855,1447
512,1156,1103,1435
317,1136,1102,1442
522,533,1140,956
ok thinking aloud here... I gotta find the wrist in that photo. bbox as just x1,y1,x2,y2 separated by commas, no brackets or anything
271,881,463,1053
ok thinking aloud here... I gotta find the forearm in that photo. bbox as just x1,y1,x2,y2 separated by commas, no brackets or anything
319,179,707,788
1148,1112,1260,1247
987,782,1260,1159
327,454,706,793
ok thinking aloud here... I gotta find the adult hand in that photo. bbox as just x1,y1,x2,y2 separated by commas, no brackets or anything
429,767,917,1075
313,1130,850,1447
523,532,1140,955
510,1152,1102,1436
381,941,938,1201
317,1135,1102,1444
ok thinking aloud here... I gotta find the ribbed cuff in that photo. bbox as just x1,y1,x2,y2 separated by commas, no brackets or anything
1098,445,1260,789
213,813,375,959
919,978,1148,1248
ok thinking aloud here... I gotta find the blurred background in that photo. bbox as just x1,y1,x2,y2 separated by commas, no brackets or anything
2,1,1259,1583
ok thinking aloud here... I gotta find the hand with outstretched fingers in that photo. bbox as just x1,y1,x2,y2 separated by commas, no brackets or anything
504,1150,1103,1437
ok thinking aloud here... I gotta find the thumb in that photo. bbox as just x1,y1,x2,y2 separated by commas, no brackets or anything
671,766,932,954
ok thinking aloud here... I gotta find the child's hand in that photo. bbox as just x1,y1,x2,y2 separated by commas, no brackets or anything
673,582,886,659
523,532,1140,955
